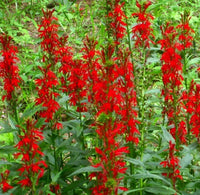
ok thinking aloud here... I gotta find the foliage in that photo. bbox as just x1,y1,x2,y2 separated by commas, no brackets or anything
0,0,200,194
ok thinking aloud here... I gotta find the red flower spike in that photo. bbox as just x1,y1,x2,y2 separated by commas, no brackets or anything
107,0,127,44
160,141,182,188
89,44,132,194
158,23,187,144
14,119,47,189
116,48,140,145
185,81,200,140
0,34,21,101
132,0,154,48
177,12,195,50
158,21,190,190
36,9,61,123
38,9,60,66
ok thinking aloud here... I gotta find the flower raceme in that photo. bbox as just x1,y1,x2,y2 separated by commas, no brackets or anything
177,12,195,50
36,9,61,122
81,36,101,111
14,119,47,189
158,23,187,144
58,36,87,112
116,48,140,144
107,0,127,44
89,44,138,194
132,0,154,48
38,9,60,66
35,66,60,122
160,141,182,189
0,34,21,101
183,80,200,141
189,83,200,141
158,22,187,191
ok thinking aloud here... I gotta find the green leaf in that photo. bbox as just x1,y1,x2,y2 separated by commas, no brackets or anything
0,121,17,134
21,105,41,120
180,153,193,168
51,171,62,183
68,166,101,177
35,118,46,128
132,172,171,185
125,157,144,167
161,125,175,143
144,185,176,194
0,161,12,166
62,179,88,192
58,94,70,109
8,114,17,130
187,57,200,66
145,88,160,95
0,145,16,154
122,188,144,195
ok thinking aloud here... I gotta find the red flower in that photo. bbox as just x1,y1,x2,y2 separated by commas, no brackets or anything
49,184,61,195
35,68,60,122
0,170,13,193
159,23,187,145
116,48,140,145
132,0,154,48
0,34,21,101
15,119,47,188
108,0,127,44
18,177,31,187
177,12,195,50
36,9,61,122
185,81,200,140
38,9,60,66
160,141,182,188
89,44,130,194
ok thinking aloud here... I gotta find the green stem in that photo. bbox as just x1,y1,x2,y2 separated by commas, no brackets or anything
172,88,179,149
131,46,146,195
182,50,191,144
140,65,146,195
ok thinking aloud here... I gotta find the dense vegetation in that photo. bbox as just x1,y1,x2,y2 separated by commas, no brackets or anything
0,0,200,194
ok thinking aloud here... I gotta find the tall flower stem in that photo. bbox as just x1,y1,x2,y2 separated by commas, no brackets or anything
131,1,154,192
139,48,147,195
177,11,195,144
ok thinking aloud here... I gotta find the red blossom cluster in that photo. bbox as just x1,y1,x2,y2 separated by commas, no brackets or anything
183,81,200,141
132,0,154,48
0,170,13,193
35,66,60,122
160,141,182,189
14,119,47,188
177,12,195,50
188,83,200,141
63,59,88,112
38,9,60,65
107,0,127,44
158,22,185,187
49,184,61,195
87,42,139,194
0,34,21,101
36,9,61,123
158,23,187,144
89,45,127,194
81,36,101,109
116,48,140,144
59,39,88,111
